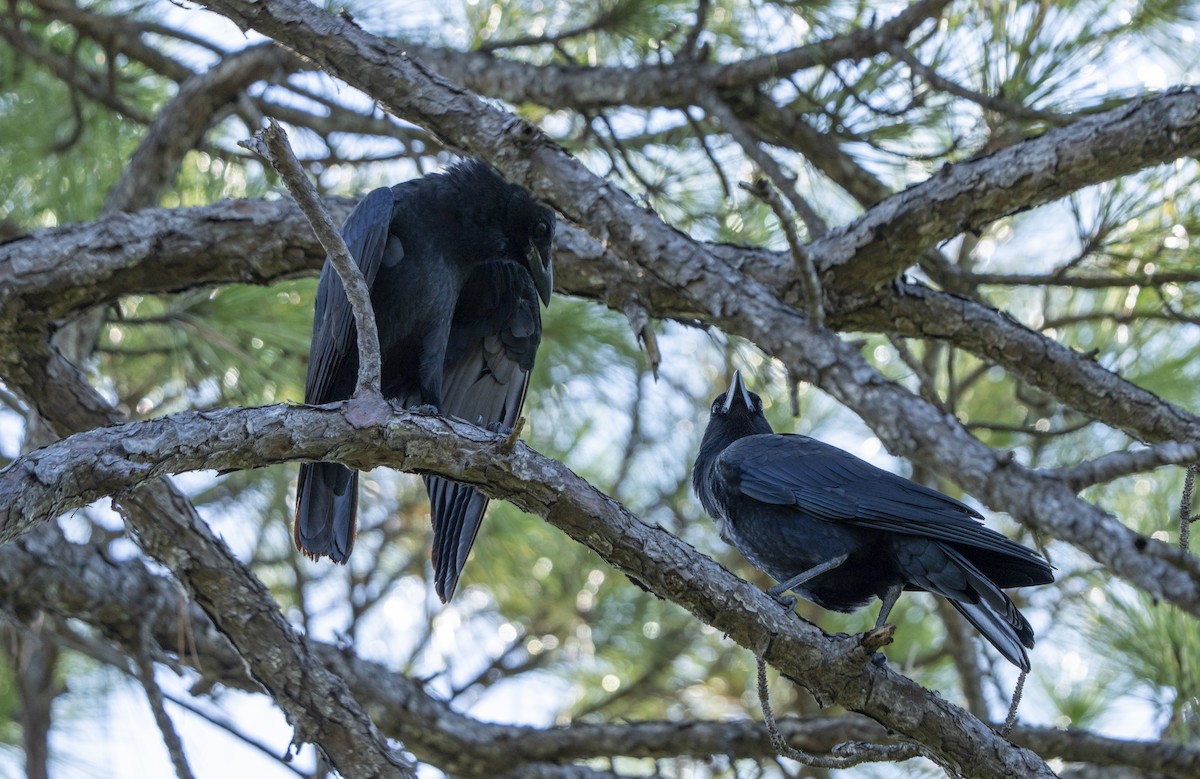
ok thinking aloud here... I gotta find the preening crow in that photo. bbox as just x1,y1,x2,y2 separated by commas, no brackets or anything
295,159,554,602
693,371,1053,670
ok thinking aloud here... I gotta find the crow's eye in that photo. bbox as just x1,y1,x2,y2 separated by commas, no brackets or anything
532,221,550,239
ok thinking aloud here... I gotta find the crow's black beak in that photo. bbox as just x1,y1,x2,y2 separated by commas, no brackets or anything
722,370,753,413
528,241,553,306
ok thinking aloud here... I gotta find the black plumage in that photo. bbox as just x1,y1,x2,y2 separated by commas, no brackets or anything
692,371,1053,670
294,159,554,602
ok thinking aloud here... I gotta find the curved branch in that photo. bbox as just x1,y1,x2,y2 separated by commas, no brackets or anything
102,42,304,215
0,399,1052,779
807,88,1200,296
851,282,1200,442
1052,441,1200,491
7,523,1199,777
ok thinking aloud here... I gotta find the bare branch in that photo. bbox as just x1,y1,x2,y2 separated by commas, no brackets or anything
739,177,825,330
962,270,1200,288
103,43,301,215
754,651,934,772
135,630,197,779
0,399,1053,778
240,119,381,394
1053,442,1200,492
703,93,827,237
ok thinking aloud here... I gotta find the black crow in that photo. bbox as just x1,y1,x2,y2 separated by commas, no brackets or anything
295,159,554,602
693,371,1053,670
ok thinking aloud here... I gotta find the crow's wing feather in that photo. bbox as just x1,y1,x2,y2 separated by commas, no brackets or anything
304,186,400,404
719,433,1048,572
426,262,541,601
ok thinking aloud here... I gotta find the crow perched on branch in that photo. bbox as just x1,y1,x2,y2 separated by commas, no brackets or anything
693,371,1053,670
295,159,554,602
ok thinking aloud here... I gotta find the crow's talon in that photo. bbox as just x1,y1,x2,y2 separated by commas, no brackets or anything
408,404,440,415
768,590,797,610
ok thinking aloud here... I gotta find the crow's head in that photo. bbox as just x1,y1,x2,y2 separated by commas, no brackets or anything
706,370,773,438
711,369,762,416
508,193,554,306
445,159,556,304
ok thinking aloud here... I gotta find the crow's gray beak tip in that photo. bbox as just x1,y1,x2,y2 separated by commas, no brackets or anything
722,370,753,413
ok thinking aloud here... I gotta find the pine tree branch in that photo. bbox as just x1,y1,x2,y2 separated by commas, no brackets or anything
102,42,302,215
4,525,1198,777
6,204,1200,622
0,398,1054,778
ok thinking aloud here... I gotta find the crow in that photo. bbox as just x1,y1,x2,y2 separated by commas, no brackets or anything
294,159,554,602
692,371,1053,670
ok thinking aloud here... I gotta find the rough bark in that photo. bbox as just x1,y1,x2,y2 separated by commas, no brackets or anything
0,399,1055,779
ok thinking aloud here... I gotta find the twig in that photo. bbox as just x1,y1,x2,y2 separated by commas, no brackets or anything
1181,465,1199,553
888,41,1069,126
739,178,826,331
676,0,710,59
1001,669,1028,737
753,646,946,773
1052,442,1200,492
136,629,197,779
159,691,307,777
623,298,662,379
702,92,827,238
239,118,382,396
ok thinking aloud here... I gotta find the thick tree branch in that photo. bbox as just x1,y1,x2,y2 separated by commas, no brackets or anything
807,88,1200,297
346,0,948,111
112,480,415,778
0,198,354,324
5,525,1197,777
0,399,1053,777
851,282,1200,442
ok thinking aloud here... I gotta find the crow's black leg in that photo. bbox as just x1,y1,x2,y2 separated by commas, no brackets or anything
767,554,849,608
874,584,903,628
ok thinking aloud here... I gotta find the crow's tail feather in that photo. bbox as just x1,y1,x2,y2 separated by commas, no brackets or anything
425,475,489,603
294,462,358,563
939,545,1035,671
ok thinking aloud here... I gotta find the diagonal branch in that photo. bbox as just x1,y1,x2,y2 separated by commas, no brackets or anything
5,525,1199,777
806,88,1200,296
102,42,303,215
241,119,381,394
0,399,1053,778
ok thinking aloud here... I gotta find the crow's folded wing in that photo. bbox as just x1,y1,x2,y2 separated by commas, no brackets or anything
717,433,1051,583
426,261,543,601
